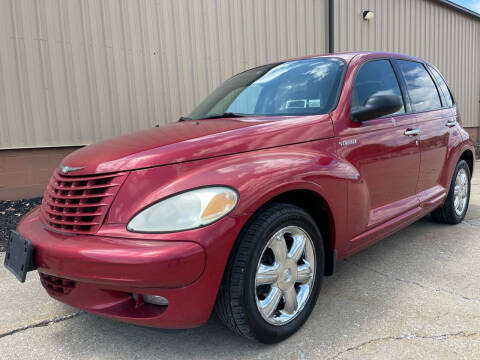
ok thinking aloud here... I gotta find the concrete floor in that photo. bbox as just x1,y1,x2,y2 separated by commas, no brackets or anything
1,163,479,359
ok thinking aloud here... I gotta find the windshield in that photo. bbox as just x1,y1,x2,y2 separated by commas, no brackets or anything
188,57,346,119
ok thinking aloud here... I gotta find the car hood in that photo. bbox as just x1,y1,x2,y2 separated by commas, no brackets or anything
61,115,333,175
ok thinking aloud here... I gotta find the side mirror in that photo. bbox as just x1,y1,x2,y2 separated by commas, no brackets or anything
351,93,403,122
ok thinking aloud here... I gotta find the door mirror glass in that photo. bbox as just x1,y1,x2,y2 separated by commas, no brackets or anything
351,93,403,122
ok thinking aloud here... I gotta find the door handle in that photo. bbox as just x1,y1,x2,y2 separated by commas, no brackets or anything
404,128,420,136
446,119,457,128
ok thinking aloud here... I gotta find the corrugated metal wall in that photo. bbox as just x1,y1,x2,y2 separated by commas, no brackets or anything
0,0,328,149
334,0,480,128
1,0,479,149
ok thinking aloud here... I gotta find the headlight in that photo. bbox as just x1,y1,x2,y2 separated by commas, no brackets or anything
127,186,238,233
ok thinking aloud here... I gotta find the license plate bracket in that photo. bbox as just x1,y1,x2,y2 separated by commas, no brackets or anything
4,230,36,283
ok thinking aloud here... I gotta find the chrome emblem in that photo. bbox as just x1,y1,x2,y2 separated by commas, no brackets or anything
61,165,85,174
283,268,292,282
339,139,358,147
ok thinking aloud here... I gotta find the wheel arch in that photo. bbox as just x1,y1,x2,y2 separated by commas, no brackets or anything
243,187,338,276
459,148,474,176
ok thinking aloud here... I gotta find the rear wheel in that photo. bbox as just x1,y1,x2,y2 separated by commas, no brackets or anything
432,159,471,224
215,203,324,343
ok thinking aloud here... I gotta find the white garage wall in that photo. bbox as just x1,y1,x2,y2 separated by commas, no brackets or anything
0,0,328,149
1,0,478,149
334,0,480,128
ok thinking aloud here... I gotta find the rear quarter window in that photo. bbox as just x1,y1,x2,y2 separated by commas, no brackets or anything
428,66,454,107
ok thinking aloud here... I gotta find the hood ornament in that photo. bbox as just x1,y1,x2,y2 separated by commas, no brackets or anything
60,165,86,174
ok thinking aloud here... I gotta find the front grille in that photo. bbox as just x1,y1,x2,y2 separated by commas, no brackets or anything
40,170,127,234
40,273,76,296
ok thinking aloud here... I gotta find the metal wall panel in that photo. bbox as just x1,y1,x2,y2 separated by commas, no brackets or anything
334,0,480,128
1,0,478,149
0,0,328,149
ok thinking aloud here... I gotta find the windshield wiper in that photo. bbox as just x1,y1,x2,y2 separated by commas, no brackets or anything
178,116,192,122
196,112,249,120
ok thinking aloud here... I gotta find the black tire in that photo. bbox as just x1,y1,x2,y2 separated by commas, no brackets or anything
215,203,324,343
432,159,471,224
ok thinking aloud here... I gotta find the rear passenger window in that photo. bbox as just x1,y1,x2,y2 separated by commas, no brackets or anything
351,60,405,115
396,60,442,112
428,66,454,107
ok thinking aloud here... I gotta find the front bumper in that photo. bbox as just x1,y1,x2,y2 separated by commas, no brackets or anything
16,208,246,328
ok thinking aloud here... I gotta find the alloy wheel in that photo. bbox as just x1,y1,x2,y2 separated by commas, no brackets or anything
454,168,469,216
254,226,316,325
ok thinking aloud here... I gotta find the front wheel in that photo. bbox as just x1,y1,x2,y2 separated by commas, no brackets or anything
215,203,324,343
432,159,471,224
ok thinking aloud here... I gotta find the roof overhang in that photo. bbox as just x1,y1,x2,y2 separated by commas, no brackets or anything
433,0,480,21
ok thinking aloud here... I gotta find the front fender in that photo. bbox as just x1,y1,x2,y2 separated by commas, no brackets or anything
106,139,354,256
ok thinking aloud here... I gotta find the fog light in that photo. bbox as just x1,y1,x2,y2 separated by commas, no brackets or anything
144,294,168,306
133,293,168,306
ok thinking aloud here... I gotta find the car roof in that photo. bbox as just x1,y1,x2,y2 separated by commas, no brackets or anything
234,52,435,81
284,51,431,66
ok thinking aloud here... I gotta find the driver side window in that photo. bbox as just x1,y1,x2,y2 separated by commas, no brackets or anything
352,59,405,116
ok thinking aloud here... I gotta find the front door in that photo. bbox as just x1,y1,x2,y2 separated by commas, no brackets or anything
335,59,421,241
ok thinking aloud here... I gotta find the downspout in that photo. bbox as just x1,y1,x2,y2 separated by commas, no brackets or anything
328,0,334,53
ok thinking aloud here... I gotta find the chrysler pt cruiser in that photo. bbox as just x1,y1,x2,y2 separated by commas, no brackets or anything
5,52,475,343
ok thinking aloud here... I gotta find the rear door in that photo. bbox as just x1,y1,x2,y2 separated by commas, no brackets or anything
426,65,463,191
336,59,420,240
393,60,451,204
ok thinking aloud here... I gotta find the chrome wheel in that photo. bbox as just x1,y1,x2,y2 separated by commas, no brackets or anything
454,168,469,216
255,226,316,326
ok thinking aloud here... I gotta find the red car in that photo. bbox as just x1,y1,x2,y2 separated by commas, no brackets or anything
5,52,475,343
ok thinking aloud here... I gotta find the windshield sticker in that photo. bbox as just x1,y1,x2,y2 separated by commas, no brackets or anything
286,100,307,109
